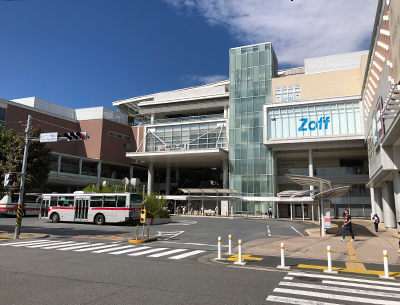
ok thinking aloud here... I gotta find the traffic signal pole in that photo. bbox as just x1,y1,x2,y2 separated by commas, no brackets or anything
14,115,32,239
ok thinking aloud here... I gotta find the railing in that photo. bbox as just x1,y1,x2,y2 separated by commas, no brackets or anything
143,114,225,125
278,166,368,176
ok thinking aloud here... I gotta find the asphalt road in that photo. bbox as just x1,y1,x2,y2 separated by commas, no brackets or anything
2,216,400,304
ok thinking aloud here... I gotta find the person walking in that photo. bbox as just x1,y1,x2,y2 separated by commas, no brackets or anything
341,209,355,242
268,207,272,218
372,214,380,232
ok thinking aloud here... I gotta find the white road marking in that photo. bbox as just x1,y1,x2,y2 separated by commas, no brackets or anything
56,243,101,251
267,225,271,236
322,280,400,292
290,226,304,236
283,276,293,280
279,281,400,299
165,220,197,226
155,231,184,240
288,272,400,286
168,250,206,259
128,248,169,256
108,247,150,255
11,240,56,247
273,288,400,305
0,240,49,246
159,241,225,247
148,249,187,257
41,242,78,249
26,241,67,248
92,245,133,253
74,244,118,252
266,295,341,305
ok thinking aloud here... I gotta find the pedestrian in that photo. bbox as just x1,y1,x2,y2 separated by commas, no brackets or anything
341,209,354,242
182,206,186,215
268,207,272,218
372,213,380,232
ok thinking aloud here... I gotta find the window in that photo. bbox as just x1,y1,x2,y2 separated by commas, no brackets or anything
117,196,126,207
123,143,131,149
50,197,58,207
104,196,116,207
130,194,143,203
108,131,131,140
59,196,74,207
90,196,103,207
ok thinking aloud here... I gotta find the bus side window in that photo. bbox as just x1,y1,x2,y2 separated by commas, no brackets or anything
104,196,116,207
90,196,103,207
50,197,58,207
116,196,126,208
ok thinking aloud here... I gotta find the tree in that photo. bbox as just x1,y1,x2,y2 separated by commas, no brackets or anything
0,125,52,196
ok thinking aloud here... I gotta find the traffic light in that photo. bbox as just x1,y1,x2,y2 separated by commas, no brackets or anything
64,132,90,141
3,173,15,187
140,209,146,223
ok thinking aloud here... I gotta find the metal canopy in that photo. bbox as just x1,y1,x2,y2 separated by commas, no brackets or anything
286,174,332,190
179,188,239,194
315,186,350,200
277,190,313,198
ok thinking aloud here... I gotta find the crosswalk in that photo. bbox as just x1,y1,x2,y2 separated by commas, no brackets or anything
0,239,206,261
266,272,400,304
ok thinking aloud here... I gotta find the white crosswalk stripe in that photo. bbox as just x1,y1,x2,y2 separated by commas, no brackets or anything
0,239,207,261
266,272,400,305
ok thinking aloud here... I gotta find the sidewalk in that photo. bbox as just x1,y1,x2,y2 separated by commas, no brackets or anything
241,219,400,265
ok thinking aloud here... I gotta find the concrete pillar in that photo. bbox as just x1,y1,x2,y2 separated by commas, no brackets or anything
129,166,133,180
147,162,154,195
370,188,376,216
374,187,384,222
224,106,228,118
79,158,82,176
97,161,102,188
393,171,400,233
57,154,62,175
309,149,315,221
166,165,171,195
151,113,155,124
223,158,228,189
381,181,396,228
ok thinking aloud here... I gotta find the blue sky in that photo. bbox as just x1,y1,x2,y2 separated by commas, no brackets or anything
1,0,377,111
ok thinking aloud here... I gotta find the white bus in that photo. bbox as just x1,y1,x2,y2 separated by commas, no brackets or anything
39,191,143,225
0,194,41,217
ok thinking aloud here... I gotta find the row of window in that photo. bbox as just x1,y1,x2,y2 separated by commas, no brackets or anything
108,131,131,140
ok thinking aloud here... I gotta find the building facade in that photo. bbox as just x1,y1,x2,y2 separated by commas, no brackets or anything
0,97,147,193
362,0,400,230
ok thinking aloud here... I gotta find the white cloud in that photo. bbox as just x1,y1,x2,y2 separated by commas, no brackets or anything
180,74,228,86
164,0,377,66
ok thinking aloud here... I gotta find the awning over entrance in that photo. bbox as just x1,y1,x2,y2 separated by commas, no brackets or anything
179,188,239,195
126,148,228,168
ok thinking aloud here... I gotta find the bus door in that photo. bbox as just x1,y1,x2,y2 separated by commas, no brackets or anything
41,198,50,218
75,198,89,221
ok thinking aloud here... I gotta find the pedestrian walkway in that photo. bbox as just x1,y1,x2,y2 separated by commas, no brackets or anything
266,271,400,304
0,239,206,261
240,219,400,265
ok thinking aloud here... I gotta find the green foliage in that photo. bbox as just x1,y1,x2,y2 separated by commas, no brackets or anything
0,125,52,195
144,191,169,219
81,184,126,193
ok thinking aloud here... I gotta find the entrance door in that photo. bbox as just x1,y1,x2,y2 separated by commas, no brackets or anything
74,199,89,221
41,199,50,218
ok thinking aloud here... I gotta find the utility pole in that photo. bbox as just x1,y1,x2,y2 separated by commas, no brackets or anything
14,115,32,239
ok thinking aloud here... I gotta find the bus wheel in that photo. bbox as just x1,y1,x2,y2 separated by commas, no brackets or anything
51,213,60,223
94,214,105,225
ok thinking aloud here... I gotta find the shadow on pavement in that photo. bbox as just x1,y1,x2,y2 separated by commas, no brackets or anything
326,220,377,237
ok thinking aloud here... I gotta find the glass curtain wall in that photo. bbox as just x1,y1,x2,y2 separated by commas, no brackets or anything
229,43,278,213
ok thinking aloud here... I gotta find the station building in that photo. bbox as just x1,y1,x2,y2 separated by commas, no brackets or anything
114,47,371,219
361,0,400,230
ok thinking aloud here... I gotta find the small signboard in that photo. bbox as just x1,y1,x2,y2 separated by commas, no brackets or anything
159,144,186,151
323,198,331,229
40,132,58,143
